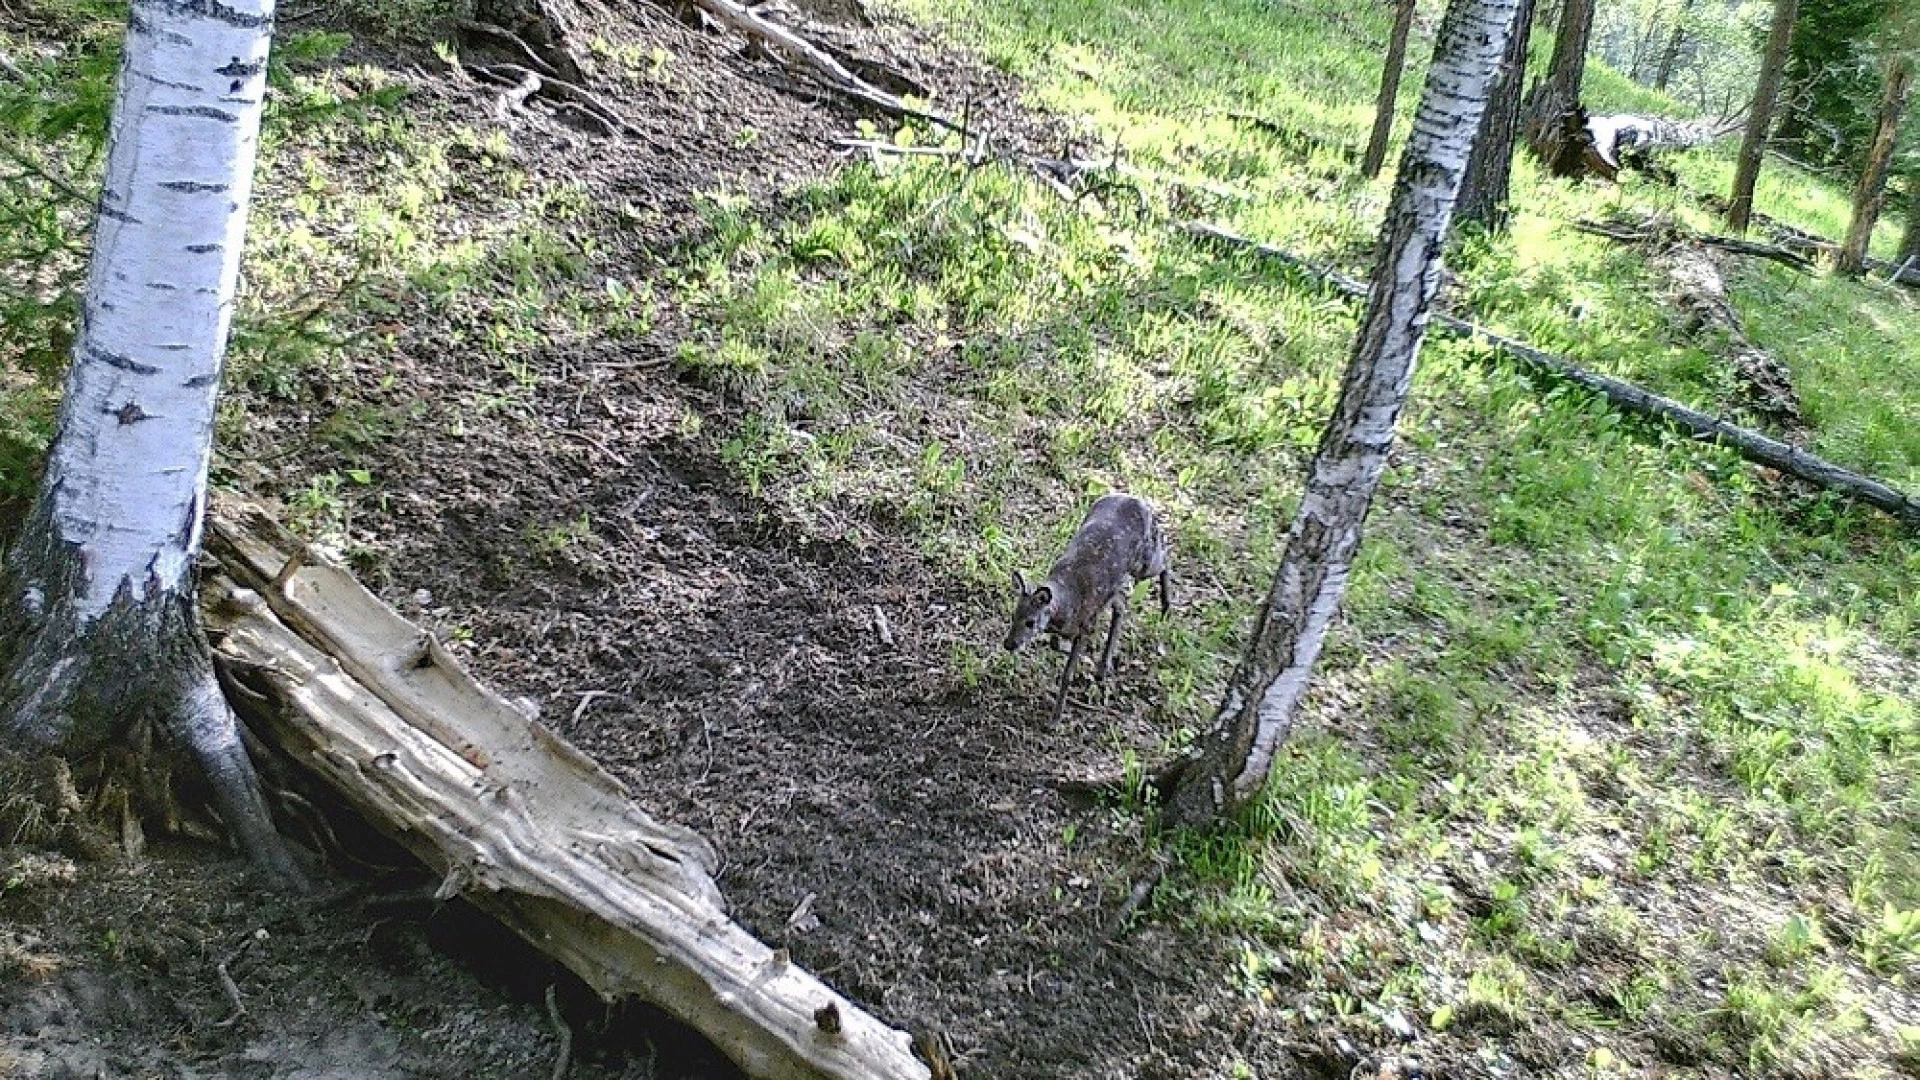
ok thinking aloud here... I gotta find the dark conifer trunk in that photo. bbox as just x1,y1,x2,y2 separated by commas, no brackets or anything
1523,0,1594,170
1362,0,1421,180
1838,54,1914,275
1728,0,1802,234
1457,0,1538,230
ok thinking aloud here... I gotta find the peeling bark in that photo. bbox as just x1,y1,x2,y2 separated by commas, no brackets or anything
1159,0,1522,827
0,0,299,885
1838,53,1914,276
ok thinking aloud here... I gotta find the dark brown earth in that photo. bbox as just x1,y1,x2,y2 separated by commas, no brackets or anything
0,2,1363,1078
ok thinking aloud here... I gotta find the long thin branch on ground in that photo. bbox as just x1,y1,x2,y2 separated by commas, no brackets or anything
679,0,962,133
1183,222,1920,530
1572,215,1815,272
1690,189,1920,287
834,137,1248,205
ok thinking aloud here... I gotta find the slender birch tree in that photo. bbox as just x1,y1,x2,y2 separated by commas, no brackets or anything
1362,0,1422,180
1160,0,1521,826
1728,0,1802,234
0,0,299,883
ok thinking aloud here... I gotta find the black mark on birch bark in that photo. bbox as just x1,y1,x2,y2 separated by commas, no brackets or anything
145,104,239,123
85,346,160,376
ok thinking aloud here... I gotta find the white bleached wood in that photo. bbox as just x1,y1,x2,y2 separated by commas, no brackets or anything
204,506,932,1080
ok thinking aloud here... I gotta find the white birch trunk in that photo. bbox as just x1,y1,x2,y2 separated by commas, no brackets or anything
1163,0,1521,826
1,0,297,882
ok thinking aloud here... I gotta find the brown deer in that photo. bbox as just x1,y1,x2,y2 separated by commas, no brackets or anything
1004,494,1172,726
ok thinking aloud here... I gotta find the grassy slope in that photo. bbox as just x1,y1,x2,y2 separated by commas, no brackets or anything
2,0,1918,1075
675,0,1920,1073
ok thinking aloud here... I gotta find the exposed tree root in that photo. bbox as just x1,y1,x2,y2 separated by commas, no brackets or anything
1184,221,1920,530
0,502,307,888
667,0,962,133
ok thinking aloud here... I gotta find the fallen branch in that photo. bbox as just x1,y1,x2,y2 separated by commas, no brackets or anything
472,62,663,147
1572,214,1814,273
204,504,934,1080
684,0,961,133
833,137,1248,205
1691,191,1920,288
1183,222,1920,530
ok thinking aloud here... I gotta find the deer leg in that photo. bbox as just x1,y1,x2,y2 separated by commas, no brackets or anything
1096,599,1125,681
1050,634,1083,727
1157,569,1172,615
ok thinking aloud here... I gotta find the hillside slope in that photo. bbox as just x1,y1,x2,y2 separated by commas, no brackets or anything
2,0,1917,1077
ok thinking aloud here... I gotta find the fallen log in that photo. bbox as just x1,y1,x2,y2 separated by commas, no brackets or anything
1182,222,1920,530
680,0,961,133
1546,105,1740,180
202,504,933,1080
1571,214,1814,273
1690,190,1920,288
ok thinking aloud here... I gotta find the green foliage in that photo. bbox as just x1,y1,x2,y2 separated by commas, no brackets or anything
1777,0,1888,169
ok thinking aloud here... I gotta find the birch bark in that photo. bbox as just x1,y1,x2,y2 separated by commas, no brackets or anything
0,0,298,883
1162,0,1522,826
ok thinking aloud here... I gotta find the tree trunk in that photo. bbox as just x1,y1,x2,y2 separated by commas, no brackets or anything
1898,175,1920,264
1728,0,1802,234
1523,0,1594,169
1159,0,1521,827
1837,54,1914,275
1651,0,1693,92
0,0,299,885
1456,0,1537,230
1362,0,1421,179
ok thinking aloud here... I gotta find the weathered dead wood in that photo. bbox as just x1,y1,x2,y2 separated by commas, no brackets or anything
1551,106,1740,181
1659,246,1805,430
1571,213,1806,427
1183,222,1920,529
679,0,961,133
1572,214,1814,272
202,504,932,1080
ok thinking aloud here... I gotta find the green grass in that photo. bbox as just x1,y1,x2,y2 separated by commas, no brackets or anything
661,0,1919,1070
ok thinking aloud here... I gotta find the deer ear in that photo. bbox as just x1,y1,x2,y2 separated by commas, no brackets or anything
1031,585,1052,608
1012,569,1029,596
